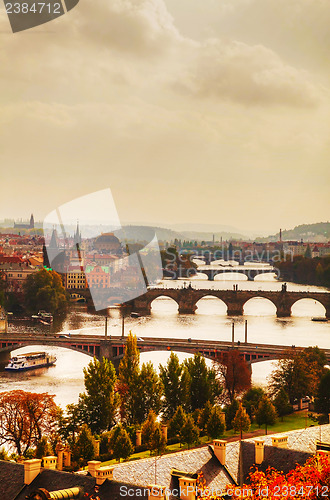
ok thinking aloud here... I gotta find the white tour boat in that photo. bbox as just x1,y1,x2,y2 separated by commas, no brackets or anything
5,352,57,371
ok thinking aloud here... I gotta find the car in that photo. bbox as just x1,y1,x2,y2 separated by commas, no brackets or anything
137,337,144,341
58,334,70,339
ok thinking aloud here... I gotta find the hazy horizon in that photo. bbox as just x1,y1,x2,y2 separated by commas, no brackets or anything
1,0,329,229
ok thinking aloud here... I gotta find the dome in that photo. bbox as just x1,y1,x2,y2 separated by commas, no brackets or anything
93,233,121,253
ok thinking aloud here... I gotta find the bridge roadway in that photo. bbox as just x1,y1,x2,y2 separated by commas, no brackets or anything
1,333,329,367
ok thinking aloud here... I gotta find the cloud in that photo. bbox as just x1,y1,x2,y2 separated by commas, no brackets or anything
172,39,320,107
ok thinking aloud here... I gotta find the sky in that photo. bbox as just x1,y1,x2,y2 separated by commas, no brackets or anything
0,0,329,233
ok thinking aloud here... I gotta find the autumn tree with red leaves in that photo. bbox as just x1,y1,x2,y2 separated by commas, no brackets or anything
0,390,59,455
214,350,251,403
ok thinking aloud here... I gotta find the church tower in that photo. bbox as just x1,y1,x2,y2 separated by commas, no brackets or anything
29,214,34,229
73,221,81,247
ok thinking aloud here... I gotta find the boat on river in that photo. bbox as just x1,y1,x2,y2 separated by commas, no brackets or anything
31,310,53,324
5,352,56,371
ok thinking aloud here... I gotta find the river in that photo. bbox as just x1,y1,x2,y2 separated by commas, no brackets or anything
0,275,329,410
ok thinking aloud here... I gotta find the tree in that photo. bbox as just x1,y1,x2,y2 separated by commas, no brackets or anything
119,333,162,425
206,406,226,439
273,388,292,421
315,369,330,416
23,269,68,314
256,396,277,435
35,436,53,458
78,357,118,434
185,353,221,411
169,406,187,445
242,387,265,422
73,424,96,465
159,352,189,419
141,411,166,455
269,348,326,404
0,390,58,455
224,455,330,499
232,402,251,440
224,399,239,430
181,415,199,449
215,351,251,403
110,425,133,462
198,401,213,434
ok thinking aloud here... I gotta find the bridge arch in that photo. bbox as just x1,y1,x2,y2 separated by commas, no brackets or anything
291,298,326,318
194,295,228,315
149,295,179,314
0,341,98,360
214,272,248,281
243,296,277,316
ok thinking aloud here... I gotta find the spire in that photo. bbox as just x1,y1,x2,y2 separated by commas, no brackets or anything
49,227,59,250
73,220,81,247
30,214,34,229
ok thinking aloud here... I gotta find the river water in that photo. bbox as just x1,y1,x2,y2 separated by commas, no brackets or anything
1,275,329,410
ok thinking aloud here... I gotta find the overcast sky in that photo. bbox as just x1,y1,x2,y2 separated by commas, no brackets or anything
0,0,329,233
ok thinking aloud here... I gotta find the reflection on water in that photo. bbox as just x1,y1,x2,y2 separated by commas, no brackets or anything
1,278,329,409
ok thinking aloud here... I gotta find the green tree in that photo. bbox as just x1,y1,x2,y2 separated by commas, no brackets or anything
73,424,96,465
242,387,265,422
23,269,68,314
315,369,330,416
78,357,118,434
159,352,189,419
198,401,213,434
150,425,167,456
256,396,277,435
181,415,199,449
35,436,53,458
184,353,221,411
141,411,166,455
304,244,312,258
169,406,187,446
224,399,239,430
110,425,133,462
232,402,251,440
206,406,226,439
119,333,162,425
273,388,292,421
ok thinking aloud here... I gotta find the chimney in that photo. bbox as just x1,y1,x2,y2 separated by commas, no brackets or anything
161,425,168,443
24,459,42,485
63,446,72,467
56,444,64,471
148,485,168,500
42,456,57,470
95,465,114,485
136,430,142,447
254,440,265,465
88,460,101,477
272,435,288,449
178,477,197,500
94,439,100,457
213,439,226,465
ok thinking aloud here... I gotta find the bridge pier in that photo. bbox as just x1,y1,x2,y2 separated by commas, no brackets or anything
227,303,244,316
178,302,197,314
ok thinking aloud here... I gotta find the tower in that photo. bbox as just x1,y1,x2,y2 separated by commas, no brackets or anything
73,221,81,247
29,214,34,229
279,228,282,242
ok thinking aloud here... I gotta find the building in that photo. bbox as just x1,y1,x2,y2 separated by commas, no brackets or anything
85,264,111,289
14,214,34,230
0,262,37,294
1,425,329,500
93,233,121,254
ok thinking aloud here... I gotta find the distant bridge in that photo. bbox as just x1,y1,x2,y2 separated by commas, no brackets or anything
1,333,329,367
196,264,277,281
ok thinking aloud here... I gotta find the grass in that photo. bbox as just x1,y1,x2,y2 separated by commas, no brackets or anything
99,411,317,467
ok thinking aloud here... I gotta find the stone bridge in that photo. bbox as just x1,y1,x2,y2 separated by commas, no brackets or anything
196,265,277,281
1,333,329,368
130,288,330,317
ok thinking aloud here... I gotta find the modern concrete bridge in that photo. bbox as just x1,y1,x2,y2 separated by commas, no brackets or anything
196,264,277,281
1,333,329,367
